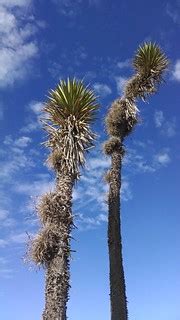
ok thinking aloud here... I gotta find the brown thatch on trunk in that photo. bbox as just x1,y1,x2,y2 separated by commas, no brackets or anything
37,192,72,225
124,74,157,102
47,149,62,171
103,137,125,156
30,225,60,266
28,79,99,320
106,98,138,138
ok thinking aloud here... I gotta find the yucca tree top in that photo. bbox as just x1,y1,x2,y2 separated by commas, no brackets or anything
43,78,99,178
133,42,169,77
125,42,169,102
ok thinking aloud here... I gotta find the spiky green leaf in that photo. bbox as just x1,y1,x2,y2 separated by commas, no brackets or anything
133,42,169,77
43,78,99,177
124,43,169,102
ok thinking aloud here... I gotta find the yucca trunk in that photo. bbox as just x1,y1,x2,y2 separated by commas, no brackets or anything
108,148,128,320
104,43,168,320
42,174,74,320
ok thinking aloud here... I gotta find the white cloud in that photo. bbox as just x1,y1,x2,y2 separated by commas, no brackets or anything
0,257,7,264
73,149,133,231
29,101,44,114
93,83,112,97
115,76,127,95
0,239,8,247
0,209,8,220
21,101,44,133
0,104,3,120
52,0,101,16
0,268,13,279
0,256,13,278
10,232,30,244
154,152,171,166
87,157,110,170
14,136,32,148
76,212,107,231
0,2,40,87
0,208,15,228
154,110,176,137
21,120,40,133
166,3,180,24
154,110,164,128
15,175,54,197
0,0,31,7
117,59,130,69
172,60,180,81
164,120,176,137
52,0,83,16
121,180,132,201
0,138,35,181
124,146,172,174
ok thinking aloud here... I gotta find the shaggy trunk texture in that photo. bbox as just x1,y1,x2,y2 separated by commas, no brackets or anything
42,174,74,320
108,148,128,320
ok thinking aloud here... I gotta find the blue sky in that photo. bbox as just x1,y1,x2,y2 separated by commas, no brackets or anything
0,0,180,319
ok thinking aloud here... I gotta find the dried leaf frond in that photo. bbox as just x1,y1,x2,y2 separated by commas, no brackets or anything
30,226,60,266
37,191,73,225
43,78,99,177
106,99,138,138
124,74,157,102
103,137,122,155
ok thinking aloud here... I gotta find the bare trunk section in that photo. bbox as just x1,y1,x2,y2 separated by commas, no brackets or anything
108,150,128,320
42,174,74,320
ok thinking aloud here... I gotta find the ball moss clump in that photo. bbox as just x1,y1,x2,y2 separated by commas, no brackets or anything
106,98,138,138
103,137,122,155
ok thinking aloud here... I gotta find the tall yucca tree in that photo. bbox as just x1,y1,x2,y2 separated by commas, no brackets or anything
30,78,99,320
104,43,169,320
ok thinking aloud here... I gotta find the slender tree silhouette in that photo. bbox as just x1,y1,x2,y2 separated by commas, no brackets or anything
104,43,169,320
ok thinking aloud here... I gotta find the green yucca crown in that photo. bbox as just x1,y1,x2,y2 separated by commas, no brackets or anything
124,42,169,102
133,42,169,77
43,78,99,177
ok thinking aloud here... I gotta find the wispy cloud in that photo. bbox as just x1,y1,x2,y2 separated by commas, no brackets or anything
154,111,164,128
172,60,180,81
29,101,44,114
72,147,133,231
154,151,171,166
0,136,35,182
0,239,8,247
0,209,15,228
0,257,13,279
166,2,180,24
4,135,32,148
52,0,83,17
121,180,132,201
52,0,101,16
21,100,43,133
154,110,176,137
16,174,54,197
74,154,110,213
117,59,130,69
10,232,31,244
93,83,112,97
124,146,172,174
0,0,31,8
76,212,107,231
0,102,3,120
115,76,127,95
48,45,88,79
0,1,41,87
